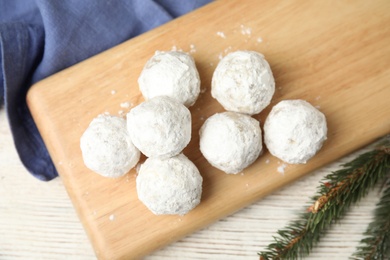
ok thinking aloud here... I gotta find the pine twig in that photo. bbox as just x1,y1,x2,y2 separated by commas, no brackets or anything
351,177,390,260
258,138,390,260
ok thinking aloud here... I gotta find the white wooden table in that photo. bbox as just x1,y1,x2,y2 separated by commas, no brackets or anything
0,108,382,259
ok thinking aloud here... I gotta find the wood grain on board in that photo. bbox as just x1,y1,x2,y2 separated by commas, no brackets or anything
27,0,390,259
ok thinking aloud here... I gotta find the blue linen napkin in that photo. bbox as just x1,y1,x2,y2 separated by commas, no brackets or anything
0,0,211,181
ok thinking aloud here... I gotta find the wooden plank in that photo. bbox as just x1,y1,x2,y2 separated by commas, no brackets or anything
27,0,390,259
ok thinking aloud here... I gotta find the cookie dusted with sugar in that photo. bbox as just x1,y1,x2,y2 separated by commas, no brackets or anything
127,96,191,158
199,111,263,174
264,99,327,164
136,154,203,215
80,115,140,178
211,50,275,115
138,51,201,107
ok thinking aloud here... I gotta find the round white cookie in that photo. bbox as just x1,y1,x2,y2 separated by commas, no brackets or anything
199,111,263,174
138,51,201,107
80,115,140,178
136,154,203,215
211,50,275,115
264,99,327,164
127,96,191,158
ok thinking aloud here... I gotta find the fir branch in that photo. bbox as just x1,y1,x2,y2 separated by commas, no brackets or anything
258,138,390,260
351,177,390,260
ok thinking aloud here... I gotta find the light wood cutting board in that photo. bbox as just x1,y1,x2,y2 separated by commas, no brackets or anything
27,0,390,259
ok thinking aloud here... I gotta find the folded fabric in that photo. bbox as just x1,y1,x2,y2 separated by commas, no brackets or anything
0,0,211,181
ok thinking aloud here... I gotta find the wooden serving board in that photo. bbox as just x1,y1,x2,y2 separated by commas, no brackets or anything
27,0,390,259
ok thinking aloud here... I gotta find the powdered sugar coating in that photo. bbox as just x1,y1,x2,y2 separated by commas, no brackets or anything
264,100,327,164
80,115,140,178
199,112,263,174
211,50,275,115
136,154,203,215
138,51,200,107
127,96,191,158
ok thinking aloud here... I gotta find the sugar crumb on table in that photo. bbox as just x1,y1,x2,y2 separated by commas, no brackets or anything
216,31,226,39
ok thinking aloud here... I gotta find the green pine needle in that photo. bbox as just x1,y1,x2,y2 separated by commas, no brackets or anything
351,178,390,260
258,138,390,260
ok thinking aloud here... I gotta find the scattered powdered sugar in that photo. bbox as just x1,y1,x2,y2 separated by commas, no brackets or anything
200,88,207,94
223,46,232,54
120,101,132,109
111,90,117,95
109,214,116,221
265,159,270,164
189,44,196,53
257,37,263,43
118,110,125,116
215,47,233,60
240,24,252,36
216,31,226,39
171,45,183,52
277,163,287,174
315,95,321,100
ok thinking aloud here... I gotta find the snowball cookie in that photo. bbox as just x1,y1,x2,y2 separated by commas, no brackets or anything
199,111,263,174
80,115,140,178
138,51,201,107
264,100,327,164
127,96,191,158
136,154,203,215
211,50,275,115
